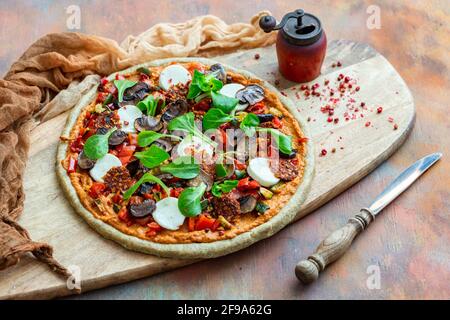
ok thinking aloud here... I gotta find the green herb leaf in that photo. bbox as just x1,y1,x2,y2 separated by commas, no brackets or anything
187,70,223,100
168,112,196,133
240,113,260,137
102,93,113,106
257,128,293,155
137,130,181,147
83,128,116,160
114,79,137,102
160,156,200,179
123,172,169,200
134,145,170,168
202,108,234,131
137,95,164,116
178,183,207,217
137,67,151,76
211,91,239,113
211,180,238,197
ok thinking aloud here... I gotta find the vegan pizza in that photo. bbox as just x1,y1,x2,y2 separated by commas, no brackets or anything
57,58,314,258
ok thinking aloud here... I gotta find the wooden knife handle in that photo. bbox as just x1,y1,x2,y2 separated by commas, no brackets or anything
295,209,374,284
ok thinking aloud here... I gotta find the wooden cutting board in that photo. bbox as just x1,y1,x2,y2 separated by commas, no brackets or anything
0,40,414,299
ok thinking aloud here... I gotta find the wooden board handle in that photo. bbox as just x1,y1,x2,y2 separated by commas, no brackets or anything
295,209,374,284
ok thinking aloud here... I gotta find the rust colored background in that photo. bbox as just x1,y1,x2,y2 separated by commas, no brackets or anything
1,0,449,299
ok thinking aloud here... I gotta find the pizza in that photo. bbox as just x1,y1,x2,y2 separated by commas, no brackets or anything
57,58,314,258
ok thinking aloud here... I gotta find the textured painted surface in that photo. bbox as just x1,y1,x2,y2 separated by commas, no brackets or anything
1,0,449,299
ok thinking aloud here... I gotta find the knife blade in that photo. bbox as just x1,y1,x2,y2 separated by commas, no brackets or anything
295,152,442,284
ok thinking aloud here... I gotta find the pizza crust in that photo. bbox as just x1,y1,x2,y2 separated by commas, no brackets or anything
56,57,315,259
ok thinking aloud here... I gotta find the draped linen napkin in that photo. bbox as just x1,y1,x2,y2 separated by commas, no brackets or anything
0,11,275,281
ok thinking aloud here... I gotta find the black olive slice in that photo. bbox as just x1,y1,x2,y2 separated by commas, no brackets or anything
138,182,155,195
161,99,189,122
77,151,96,170
128,199,156,219
134,116,163,132
239,195,257,213
236,84,265,105
108,130,127,146
256,114,274,123
186,170,214,191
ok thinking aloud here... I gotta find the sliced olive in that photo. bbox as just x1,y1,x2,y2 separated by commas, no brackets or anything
161,99,188,122
108,130,127,146
152,139,173,152
239,195,257,213
77,151,96,170
236,84,265,105
96,127,109,135
210,63,227,82
138,182,155,195
256,114,274,123
134,116,163,132
280,149,298,159
128,199,156,219
123,82,150,102
126,159,149,178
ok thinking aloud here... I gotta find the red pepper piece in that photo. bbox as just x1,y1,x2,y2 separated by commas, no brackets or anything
195,214,216,231
247,102,266,114
88,182,106,199
67,157,77,173
237,177,260,191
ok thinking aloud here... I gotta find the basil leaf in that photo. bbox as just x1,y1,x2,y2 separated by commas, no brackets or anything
178,183,207,217
114,79,137,102
187,70,223,100
240,113,260,137
136,95,163,116
83,128,116,160
211,91,239,113
211,180,238,197
160,156,200,179
123,172,169,200
134,145,170,168
137,130,181,147
168,112,196,133
257,128,293,154
202,108,234,131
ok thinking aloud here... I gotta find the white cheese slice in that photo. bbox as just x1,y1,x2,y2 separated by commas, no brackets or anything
219,83,248,111
176,135,214,158
159,64,192,91
89,154,122,182
152,197,186,230
247,157,280,187
117,105,143,133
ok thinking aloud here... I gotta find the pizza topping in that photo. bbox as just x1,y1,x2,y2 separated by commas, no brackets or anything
236,84,265,106
77,151,96,170
152,197,186,230
247,157,280,187
159,65,192,91
89,153,122,182
219,83,248,111
129,199,156,219
161,99,189,122
134,115,163,132
211,192,241,219
239,195,258,213
271,159,299,181
209,63,227,83
123,82,151,103
108,130,127,146
103,166,133,193
117,105,143,133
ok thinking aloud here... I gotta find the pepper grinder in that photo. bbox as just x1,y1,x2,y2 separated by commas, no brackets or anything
259,9,327,83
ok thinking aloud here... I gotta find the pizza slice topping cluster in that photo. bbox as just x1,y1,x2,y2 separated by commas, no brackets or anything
64,62,305,239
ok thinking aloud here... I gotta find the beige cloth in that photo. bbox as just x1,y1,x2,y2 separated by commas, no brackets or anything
0,11,275,282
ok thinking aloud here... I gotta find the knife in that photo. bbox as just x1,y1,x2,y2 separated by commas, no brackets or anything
295,152,442,284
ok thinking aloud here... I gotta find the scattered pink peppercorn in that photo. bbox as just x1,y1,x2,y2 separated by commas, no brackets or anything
321,149,327,156
365,121,371,127
394,124,398,130
355,86,360,91
337,61,342,67
254,53,260,60
377,106,383,113
327,117,333,123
